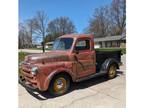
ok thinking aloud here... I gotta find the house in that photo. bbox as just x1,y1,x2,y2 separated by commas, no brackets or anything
45,41,54,49
94,35,126,48
35,44,42,49
42,35,126,49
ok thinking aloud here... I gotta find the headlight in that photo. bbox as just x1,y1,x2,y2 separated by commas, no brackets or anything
31,67,38,75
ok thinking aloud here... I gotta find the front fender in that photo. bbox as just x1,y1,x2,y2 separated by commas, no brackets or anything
43,67,76,91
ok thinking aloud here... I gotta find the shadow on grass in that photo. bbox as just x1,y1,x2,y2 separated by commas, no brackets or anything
24,71,124,100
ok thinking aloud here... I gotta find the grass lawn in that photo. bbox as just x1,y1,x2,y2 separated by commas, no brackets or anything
29,47,52,50
19,52,28,63
19,52,28,79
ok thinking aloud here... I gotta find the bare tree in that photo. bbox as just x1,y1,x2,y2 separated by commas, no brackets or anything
110,0,126,35
88,6,111,37
47,17,76,39
19,23,32,49
25,19,36,46
32,11,48,52
87,6,111,37
87,0,126,36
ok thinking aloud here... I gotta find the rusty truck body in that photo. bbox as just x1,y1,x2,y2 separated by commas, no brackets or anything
20,34,122,96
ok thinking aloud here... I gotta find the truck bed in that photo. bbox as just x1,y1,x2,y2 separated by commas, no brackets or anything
95,48,122,72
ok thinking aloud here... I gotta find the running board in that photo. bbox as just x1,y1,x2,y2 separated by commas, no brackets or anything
75,71,107,82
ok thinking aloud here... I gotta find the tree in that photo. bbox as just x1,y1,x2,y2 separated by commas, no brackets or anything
44,34,55,43
88,6,111,37
110,0,126,35
87,0,126,37
25,19,36,46
47,17,76,39
18,23,32,49
32,11,48,52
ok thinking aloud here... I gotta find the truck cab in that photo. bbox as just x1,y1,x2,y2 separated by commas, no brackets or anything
20,34,121,96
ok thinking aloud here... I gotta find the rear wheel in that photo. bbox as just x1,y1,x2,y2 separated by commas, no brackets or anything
107,64,117,79
49,74,71,96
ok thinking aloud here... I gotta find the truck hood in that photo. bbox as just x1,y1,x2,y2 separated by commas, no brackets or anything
25,51,70,64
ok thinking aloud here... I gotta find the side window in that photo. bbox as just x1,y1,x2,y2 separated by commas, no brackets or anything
75,39,90,51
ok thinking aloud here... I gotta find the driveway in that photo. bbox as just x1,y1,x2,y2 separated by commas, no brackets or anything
19,54,126,108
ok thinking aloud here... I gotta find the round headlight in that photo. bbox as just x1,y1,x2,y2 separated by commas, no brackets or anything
31,67,38,75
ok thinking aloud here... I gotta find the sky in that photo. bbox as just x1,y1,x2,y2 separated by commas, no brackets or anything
19,0,112,33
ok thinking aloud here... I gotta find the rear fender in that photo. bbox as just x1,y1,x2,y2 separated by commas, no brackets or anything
101,58,119,71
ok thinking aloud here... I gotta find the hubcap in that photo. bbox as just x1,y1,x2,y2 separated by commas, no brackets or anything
54,77,67,93
109,66,116,78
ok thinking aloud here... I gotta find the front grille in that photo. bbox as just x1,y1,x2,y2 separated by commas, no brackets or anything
22,63,37,87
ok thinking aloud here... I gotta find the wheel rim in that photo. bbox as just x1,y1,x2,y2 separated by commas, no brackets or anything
109,65,116,78
53,77,67,94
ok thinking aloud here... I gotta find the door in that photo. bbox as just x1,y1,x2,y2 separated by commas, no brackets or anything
74,39,96,78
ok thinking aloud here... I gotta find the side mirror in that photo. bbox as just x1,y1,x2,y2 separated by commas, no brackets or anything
73,49,79,54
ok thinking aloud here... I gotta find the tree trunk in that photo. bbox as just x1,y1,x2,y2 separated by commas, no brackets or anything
42,44,45,52
42,32,45,53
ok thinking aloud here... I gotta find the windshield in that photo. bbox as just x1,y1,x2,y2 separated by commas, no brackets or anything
52,38,73,51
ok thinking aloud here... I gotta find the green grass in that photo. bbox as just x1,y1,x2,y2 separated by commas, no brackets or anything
19,52,28,79
29,47,52,50
19,52,28,63
18,48,51,63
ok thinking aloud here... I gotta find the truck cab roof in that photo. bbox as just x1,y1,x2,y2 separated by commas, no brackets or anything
59,34,94,39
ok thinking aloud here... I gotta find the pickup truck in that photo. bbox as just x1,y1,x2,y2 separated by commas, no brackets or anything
20,34,122,96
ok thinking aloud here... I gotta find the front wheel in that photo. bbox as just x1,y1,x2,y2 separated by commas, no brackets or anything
107,64,117,79
48,74,71,96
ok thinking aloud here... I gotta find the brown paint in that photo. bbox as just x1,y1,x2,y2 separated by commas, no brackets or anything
21,34,96,91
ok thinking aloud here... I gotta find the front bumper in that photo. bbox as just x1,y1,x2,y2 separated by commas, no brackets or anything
19,78,39,92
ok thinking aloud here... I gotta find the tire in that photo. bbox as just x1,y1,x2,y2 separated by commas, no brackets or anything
48,74,71,96
107,64,117,79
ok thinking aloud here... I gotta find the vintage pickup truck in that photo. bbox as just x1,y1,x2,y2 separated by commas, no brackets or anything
20,34,122,96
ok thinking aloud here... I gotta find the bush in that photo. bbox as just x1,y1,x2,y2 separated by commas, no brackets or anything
18,52,28,80
121,48,126,54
